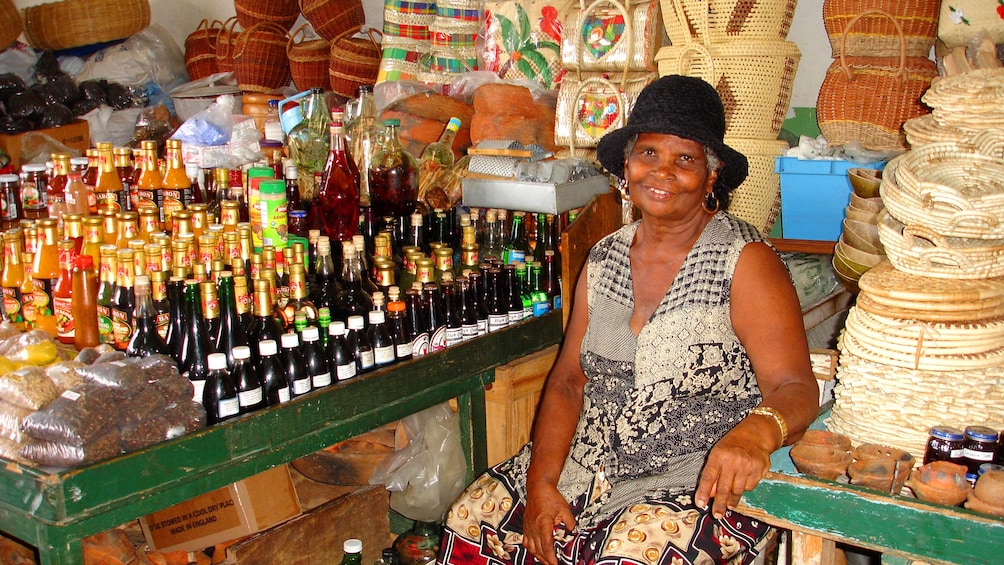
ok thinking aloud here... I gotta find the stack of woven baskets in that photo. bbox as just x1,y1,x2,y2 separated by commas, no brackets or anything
827,69,1004,460
816,1,939,151
654,0,799,234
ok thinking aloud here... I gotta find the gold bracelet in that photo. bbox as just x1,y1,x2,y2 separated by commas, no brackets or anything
750,406,788,448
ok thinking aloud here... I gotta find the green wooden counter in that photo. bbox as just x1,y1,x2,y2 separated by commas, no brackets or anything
738,410,1004,565
0,312,564,565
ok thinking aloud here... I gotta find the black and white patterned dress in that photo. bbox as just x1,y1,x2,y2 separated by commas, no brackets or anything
439,212,774,565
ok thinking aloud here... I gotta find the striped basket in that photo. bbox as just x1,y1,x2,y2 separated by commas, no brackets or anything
725,137,788,234
300,0,366,44
655,40,800,139
232,22,291,93
0,0,21,49
660,0,796,45
287,23,330,91
329,27,382,98
822,0,939,58
234,0,299,31
185,19,223,81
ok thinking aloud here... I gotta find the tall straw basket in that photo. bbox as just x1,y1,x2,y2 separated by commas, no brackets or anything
233,22,291,93
235,0,299,32
816,10,937,151
655,41,800,139
300,0,366,44
329,27,382,98
725,137,789,234
822,0,939,58
660,0,797,45
23,0,150,50
185,19,223,81
215,17,241,74
288,23,330,91
0,0,20,49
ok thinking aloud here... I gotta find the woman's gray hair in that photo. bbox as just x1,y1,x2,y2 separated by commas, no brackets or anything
623,133,721,176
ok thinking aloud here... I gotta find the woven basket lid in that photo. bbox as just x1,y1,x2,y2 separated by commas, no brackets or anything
841,329,1004,371
856,292,1004,322
859,260,1004,304
923,69,1004,128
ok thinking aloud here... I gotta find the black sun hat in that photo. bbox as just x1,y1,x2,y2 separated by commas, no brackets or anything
596,75,748,189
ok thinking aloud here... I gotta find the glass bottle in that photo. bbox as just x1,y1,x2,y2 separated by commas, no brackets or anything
248,278,284,369
265,99,285,144
259,338,291,406
481,210,503,263
420,117,460,167
287,87,331,202
0,229,24,327
386,299,413,361
217,271,249,370
515,262,533,320
367,309,396,368
80,149,98,213
283,262,318,331
114,147,134,211
161,139,192,231
150,269,170,340
165,276,187,363
64,170,90,217
96,244,117,345
234,272,253,331
19,163,47,220
542,249,562,310
314,110,360,243
457,277,478,341
486,268,508,333
530,262,550,317
20,250,34,330
53,239,76,344
81,216,104,267
393,521,440,565
335,240,373,322
94,143,126,214
503,211,529,265
405,287,429,357
232,344,265,415
204,352,239,425
201,280,222,352
32,218,60,337
134,144,161,211
180,279,213,392
441,275,463,347
301,325,331,389
126,274,171,357
346,86,379,206
468,271,488,336
280,332,312,398
71,254,100,349
504,265,523,324
45,153,70,221
327,320,357,382
110,248,137,350
341,539,363,565
369,119,419,222
422,283,446,353
346,314,374,373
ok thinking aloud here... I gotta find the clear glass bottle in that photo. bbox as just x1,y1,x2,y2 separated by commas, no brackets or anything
369,119,419,222
314,110,360,243
286,87,331,202
345,86,379,206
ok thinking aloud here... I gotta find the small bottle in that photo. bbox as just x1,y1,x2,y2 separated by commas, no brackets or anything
259,338,291,405
327,320,357,382
457,277,478,341
232,344,265,415
201,280,222,352
386,300,413,361
180,279,213,391
96,244,117,345
204,352,239,425
1,229,25,327
375,548,398,565
110,248,136,350
341,539,363,565
367,309,396,368
281,332,312,398
486,268,508,333
419,117,461,167
405,288,429,357
52,239,76,344
264,99,285,144
71,255,100,349
301,325,332,389
346,314,374,373
126,275,171,357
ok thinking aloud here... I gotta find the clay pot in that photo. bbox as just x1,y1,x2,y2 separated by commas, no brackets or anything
790,443,852,480
906,461,970,506
974,469,1004,507
966,490,1004,517
798,429,853,451
848,444,915,493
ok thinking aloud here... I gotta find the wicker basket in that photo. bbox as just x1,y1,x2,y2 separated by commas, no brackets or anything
725,137,788,234
903,114,975,148
287,23,330,91
877,210,1004,280
215,17,241,74
660,0,797,45
233,22,291,93
300,0,366,44
329,27,382,98
816,10,937,151
23,0,150,50
0,0,20,49
895,142,1004,211
655,41,800,139
922,68,1004,130
185,19,223,82
822,0,939,58
235,0,299,32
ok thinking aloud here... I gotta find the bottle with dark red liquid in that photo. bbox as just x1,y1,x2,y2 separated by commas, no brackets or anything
368,119,419,222
313,110,360,243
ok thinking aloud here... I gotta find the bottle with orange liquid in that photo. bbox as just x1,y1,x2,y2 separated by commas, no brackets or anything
94,143,126,214
32,218,60,336
161,139,191,231
134,143,161,211
72,254,100,349
1,229,25,327
53,239,76,344
46,154,71,221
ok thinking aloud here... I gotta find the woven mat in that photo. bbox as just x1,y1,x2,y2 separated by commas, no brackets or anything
858,261,1004,305
841,329,1004,371
856,292,1004,322
844,307,1004,357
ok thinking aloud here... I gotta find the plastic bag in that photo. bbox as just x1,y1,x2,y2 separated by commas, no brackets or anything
20,426,122,468
164,400,207,437
75,360,146,395
0,367,60,410
45,361,87,390
121,416,172,452
0,73,27,103
74,25,188,93
20,385,119,445
0,400,32,442
369,402,467,522
171,94,236,146
7,91,43,120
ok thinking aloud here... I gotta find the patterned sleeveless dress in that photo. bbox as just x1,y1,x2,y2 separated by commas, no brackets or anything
439,212,775,565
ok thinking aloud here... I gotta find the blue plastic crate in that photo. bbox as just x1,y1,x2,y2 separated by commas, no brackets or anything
776,157,885,241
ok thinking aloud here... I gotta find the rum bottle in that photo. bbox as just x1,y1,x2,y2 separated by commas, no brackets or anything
327,320,357,382
232,344,265,414
204,352,239,425
280,332,312,398
368,119,419,222
314,110,360,243
126,274,170,357
259,338,291,406
367,309,395,368
346,314,374,373
301,325,331,389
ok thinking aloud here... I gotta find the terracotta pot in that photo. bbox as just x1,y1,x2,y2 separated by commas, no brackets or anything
966,490,1004,517
906,461,969,506
798,429,854,451
790,443,852,480
848,444,915,493
852,443,915,464
974,469,1004,507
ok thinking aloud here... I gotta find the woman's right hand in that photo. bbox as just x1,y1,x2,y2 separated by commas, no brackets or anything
523,483,576,565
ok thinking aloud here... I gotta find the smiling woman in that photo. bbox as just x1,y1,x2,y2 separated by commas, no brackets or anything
438,76,820,565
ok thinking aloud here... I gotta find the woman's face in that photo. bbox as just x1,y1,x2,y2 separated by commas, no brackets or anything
624,132,717,222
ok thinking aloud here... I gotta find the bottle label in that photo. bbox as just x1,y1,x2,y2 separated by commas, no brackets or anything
964,448,995,462
477,318,488,336
156,312,170,339
533,301,550,317
374,345,395,365
508,310,523,325
159,189,185,227
445,327,463,347
461,323,478,341
218,397,240,418
95,191,123,213
553,295,562,310
507,249,526,264
239,387,263,408
277,387,291,404
336,361,357,381
430,326,447,352
412,332,430,357
395,341,413,359
53,295,74,340
2,287,22,324
359,349,375,370
312,371,332,388
32,278,55,317
260,197,288,249
0,190,14,221
97,304,113,344
951,447,964,459
21,179,44,210
488,314,508,333
292,377,311,395
136,189,156,209
21,290,34,327
111,307,133,350
523,306,533,320
192,379,207,404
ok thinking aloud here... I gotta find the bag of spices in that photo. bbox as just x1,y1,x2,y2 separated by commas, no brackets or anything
0,367,60,410
20,427,122,468
21,385,119,446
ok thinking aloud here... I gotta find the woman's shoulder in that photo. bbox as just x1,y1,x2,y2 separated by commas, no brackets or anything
707,212,768,247
590,222,638,255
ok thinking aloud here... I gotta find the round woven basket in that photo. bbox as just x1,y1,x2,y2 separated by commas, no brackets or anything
23,0,151,50
233,22,291,93
822,0,939,58
235,0,299,32
655,41,800,139
287,24,330,91
895,141,1004,210
660,0,796,45
215,17,241,74
877,210,1004,280
724,137,789,234
300,0,366,44
329,27,381,98
185,19,223,81
0,0,21,49
922,68,1004,130
903,114,973,148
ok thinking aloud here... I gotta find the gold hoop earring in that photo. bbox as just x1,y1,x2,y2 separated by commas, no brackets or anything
618,178,630,202
702,192,720,214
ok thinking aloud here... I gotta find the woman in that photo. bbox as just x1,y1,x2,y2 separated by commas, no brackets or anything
439,75,819,565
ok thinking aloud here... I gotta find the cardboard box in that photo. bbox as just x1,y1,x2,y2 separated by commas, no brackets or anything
776,157,885,241
0,120,90,170
139,464,302,554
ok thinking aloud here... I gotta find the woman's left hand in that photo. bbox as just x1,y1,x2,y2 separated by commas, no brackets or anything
693,422,774,519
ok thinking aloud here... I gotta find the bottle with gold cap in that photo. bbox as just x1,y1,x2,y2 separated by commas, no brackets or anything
114,147,134,211
81,216,103,267
53,239,77,344
80,148,99,212
46,153,71,220
134,143,161,211
149,269,170,340
63,213,84,253
248,277,284,368
161,139,191,231
1,229,25,327
201,280,222,351
282,263,318,332
128,239,147,279
111,248,136,350
189,203,209,239
96,244,116,345
144,242,163,276
115,212,139,250
20,250,35,329
94,142,126,214
137,206,160,242
126,274,170,358
233,271,252,330
99,209,118,246
32,218,60,336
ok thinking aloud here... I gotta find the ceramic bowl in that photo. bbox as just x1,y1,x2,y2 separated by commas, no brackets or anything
966,490,1004,517
790,443,852,480
842,219,884,255
974,469,1004,507
849,192,885,214
836,238,885,268
848,457,913,493
906,461,970,506
848,168,883,199
798,429,854,451
845,206,881,224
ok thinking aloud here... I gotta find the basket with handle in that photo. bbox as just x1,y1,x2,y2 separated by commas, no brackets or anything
23,0,150,50
235,0,299,32
287,23,330,91
215,17,241,74
877,210,1004,280
0,0,21,49
660,0,797,45
300,0,366,44
816,9,937,151
822,0,939,58
233,22,291,93
562,0,667,73
185,19,223,81
329,27,382,98
554,72,654,152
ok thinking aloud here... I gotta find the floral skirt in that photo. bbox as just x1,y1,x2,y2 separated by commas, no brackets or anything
438,458,774,565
